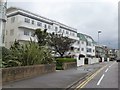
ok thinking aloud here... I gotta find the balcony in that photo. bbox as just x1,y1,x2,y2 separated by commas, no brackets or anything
18,34,37,42
63,34,79,40
18,21,39,30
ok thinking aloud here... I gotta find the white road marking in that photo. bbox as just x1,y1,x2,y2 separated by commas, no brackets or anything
105,68,109,72
109,62,116,68
97,74,105,85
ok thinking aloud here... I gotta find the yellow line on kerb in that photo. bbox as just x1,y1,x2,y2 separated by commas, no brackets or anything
75,65,107,90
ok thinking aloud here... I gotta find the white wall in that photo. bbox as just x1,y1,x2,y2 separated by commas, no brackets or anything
77,58,84,67
88,58,99,64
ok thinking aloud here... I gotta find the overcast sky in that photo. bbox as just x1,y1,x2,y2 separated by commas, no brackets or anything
7,0,119,49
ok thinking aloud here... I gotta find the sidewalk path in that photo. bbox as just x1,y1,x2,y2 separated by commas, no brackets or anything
3,62,107,88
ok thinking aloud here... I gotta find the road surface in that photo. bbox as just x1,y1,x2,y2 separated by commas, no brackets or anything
76,61,118,89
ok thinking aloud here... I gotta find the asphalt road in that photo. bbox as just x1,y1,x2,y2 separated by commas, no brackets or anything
78,61,118,89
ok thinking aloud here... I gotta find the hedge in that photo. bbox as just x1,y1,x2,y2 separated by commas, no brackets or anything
56,58,76,70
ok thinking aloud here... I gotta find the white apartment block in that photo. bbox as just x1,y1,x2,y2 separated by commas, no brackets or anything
84,35,96,57
77,33,96,57
5,7,79,53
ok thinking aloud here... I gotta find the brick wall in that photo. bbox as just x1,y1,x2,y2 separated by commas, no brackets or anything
2,64,56,84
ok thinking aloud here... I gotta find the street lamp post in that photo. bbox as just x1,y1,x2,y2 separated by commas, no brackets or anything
98,31,101,62
98,31,101,45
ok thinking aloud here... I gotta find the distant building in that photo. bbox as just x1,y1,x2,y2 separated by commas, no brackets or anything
108,49,117,60
95,45,109,61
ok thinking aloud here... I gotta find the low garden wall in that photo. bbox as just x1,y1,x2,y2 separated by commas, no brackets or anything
62,62,77,70
2,64,56,84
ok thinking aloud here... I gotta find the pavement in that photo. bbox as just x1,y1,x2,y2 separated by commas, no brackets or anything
2,62,107,89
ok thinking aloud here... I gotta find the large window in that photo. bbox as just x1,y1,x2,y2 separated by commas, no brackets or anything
25,18,30,23
24,30,29,36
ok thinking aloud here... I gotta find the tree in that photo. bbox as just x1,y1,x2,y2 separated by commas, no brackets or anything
48,33,75,57
34,28,49,46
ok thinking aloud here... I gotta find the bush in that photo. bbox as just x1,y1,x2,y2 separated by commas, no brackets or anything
2,40,54,68
56,58,76,70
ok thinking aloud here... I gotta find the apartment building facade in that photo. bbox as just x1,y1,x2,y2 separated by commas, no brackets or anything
5,7,79,54
77,33,96,57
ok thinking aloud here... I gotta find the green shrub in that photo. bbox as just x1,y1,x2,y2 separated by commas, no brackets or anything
56,58,76,70
2,40,54,68
56,58,76,62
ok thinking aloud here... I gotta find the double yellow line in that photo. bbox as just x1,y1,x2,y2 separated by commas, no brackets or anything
75,65,107,90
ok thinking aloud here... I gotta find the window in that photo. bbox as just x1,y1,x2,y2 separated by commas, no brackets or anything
82,41,84,44
10,29,14,36
37,22,42,26
25,18,30,23
87,48,92,52
31,20,34,24
62,30,64,33
72,32,75,36
59,29,62,32
93,50,94,52
44,24,47,29
78,41,80,44
55,27,58,31
48,25,50,29
81,48,84,51
24,30,29,36
11,17,15,23
87,42,91,46
66,31,69,34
